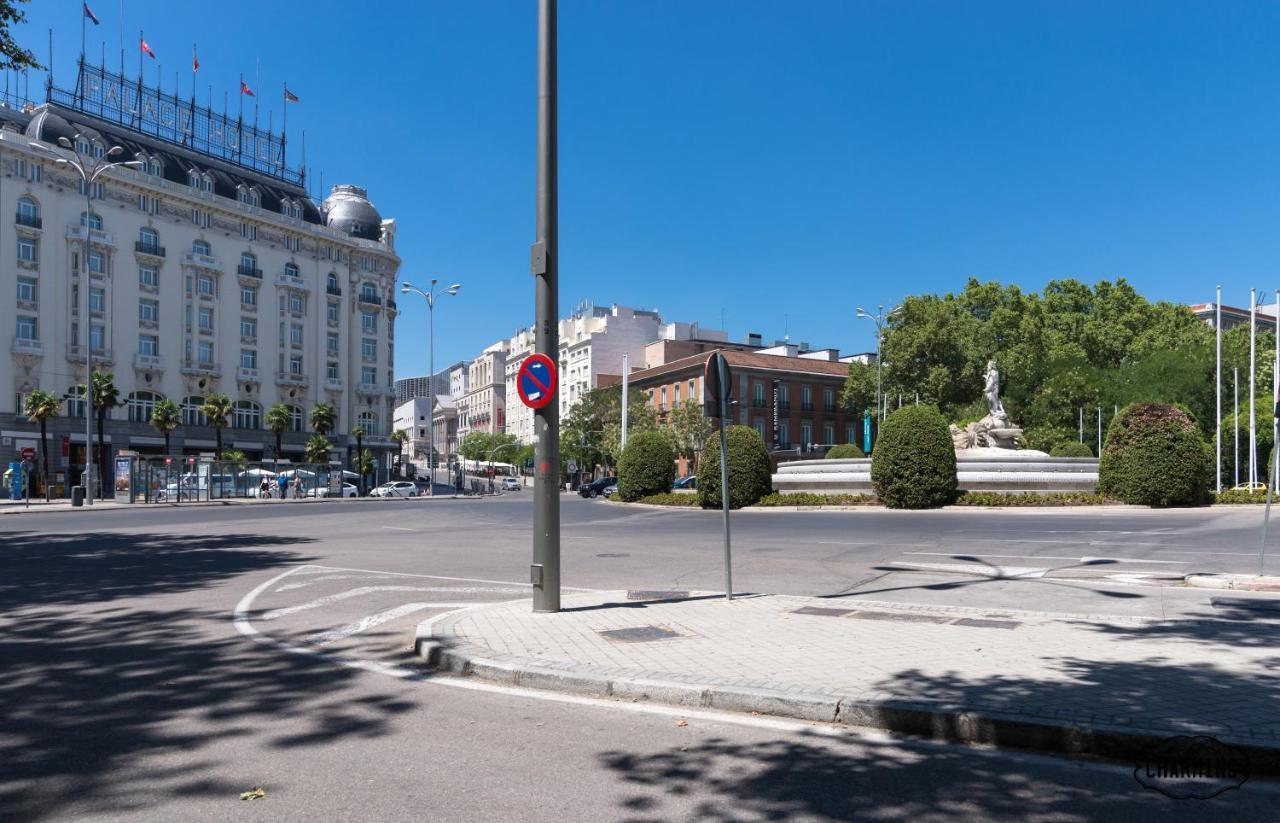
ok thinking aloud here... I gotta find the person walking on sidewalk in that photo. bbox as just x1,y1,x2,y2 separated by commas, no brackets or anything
259,475,270,500
293,474,303,500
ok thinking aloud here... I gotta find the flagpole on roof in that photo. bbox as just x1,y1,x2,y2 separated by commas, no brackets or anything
78,2,86,104
281,82,287,170
119,0,125,79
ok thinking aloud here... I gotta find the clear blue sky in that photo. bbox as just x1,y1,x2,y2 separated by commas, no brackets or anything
19,1,1280,377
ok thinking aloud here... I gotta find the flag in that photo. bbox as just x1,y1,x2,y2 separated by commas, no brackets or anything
193,47,199,73
141,38,156,59
240,80,254,97
83,3,100,25
284,86,299,103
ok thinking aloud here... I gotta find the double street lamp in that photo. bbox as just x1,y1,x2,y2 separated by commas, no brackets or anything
855,304,901,423
31,135,142,504
400,279,461,495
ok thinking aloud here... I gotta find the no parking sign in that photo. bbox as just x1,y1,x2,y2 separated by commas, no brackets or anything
517,353,557,410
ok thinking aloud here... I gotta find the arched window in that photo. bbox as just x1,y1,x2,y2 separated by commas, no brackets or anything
356,411,378,437
187,169,200,188
80,211,103,230
284,262,300,279
192,239,211,256
65,385,86,419
17,196,39,221
138,227,159,253
181,396,207,426
327,273,339,291
127,390,162,423
360,283,377,302
240,252,256,273
287,405,304,433
234,400,261,430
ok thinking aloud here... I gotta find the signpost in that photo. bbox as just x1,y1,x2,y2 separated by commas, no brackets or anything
516,353,558,410
705,352,734,600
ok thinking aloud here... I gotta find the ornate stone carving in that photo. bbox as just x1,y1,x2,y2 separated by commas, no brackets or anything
949,360,1025,450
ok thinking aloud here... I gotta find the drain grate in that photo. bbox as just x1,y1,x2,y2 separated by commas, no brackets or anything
626,590,690,601
599,625,681,642
952,617,1019,630
792,606,854,618
849,611,952,624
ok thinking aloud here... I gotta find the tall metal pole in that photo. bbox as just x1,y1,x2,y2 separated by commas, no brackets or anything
428,282,435,495
1216,286,1222,493
875,305,883,422
1235,368,1240,488
1097,405,1102,456
1251,288,1257,487
620,352,629,451
531,0,560,613
83,174,94,503
718,356,733,600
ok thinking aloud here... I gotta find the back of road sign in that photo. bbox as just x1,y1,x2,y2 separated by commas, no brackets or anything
704,353,732,418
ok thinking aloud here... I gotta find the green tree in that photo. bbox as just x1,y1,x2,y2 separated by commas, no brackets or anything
617,430,676,501
221,448,248,465
265,403,291,463
0,1,40,72
458,431,493,463
839,362,878,418
391,428,409,475
351,425,366,494
89,371,120,499
22,388,59,497
663,399,712,473
150,398,181,456
201,393,234,460
310,401,336,436
355,448,375,481
304,435,332,465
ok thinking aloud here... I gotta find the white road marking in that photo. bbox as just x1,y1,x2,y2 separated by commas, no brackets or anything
891,561,1047,578
816,541,879,546
293,563,602,592
380,526,416,531
260,586,527,621
902,551,1187,565
304,602,468,647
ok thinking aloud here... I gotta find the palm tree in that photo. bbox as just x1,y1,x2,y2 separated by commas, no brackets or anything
265,403,291,466
150,398,181,456
222,448,248,464
391,428,408,477
304,434,331,465
201,393,234,460
23,389,60,500
356,448,375,482
310,401,336,436
351,425,366,495
90,372,120,501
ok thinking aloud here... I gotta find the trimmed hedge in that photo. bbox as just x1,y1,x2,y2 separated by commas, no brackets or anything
1213,488,1271,505
755,492,873,506
1050,442,1094,458
696,425,772,509
870,405,958,509
617,430,676,502
825,443,865,459
1098,403,1211,507
955,491,1110,506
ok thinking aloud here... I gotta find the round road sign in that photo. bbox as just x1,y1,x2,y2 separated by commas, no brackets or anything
517,353,558,410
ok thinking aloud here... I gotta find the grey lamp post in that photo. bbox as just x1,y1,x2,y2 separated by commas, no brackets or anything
855,304,901,424
31,136,141,504
400,279,460,496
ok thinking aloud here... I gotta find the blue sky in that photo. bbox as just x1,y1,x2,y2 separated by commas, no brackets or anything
19,1,1280,376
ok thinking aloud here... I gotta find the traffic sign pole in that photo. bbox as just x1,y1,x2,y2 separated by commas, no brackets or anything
531,0,560,613
717,355,733,600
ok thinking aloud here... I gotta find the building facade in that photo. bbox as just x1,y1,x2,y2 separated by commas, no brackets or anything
558,303,661,415
394,364,459,406
503,325,536,444
461,340,507,438
0,69,401,491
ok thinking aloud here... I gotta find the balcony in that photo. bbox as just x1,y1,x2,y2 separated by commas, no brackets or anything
779,400,791,410
11,337,43,356
134,241,166,258
386,298,397,311
276,371,309,387
180,359,220,376
67,345,114,365
182,251,223,272
357,293,382,306
133,352,164,371
801,403,814,412
355,382,381,397
236,264,263,279
326,284,342,297
15,212,41,230
65,225,115,248
277,270,308,289
237,366,260,382
241,335,258,345
325,376,343,390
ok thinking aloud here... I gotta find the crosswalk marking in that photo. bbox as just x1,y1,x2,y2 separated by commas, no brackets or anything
259,585,527,621
303,602,492,647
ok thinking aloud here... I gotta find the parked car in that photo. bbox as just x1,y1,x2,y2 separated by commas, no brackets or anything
307,482,358,498
578,477,617,498
601,482,618,498
370,481,419,498
672,475,697,491
501,477,521,491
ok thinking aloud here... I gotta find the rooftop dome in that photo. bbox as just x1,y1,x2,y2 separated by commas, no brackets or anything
323,184,382,242
24,107,77,147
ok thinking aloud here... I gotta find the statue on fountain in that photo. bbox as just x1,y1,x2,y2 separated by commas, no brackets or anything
949,360,1026,450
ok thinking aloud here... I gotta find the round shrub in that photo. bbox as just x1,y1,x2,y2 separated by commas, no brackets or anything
825,443,864,459
697,425,772,509
870,405,958,509
1098,403,1211,506
617,430,676,502
1050,442,1094,458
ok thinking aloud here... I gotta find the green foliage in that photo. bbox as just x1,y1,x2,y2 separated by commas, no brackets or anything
870,405,958,509
0,1,40,72
825,443,864,459
561,385,655,474
696,425,773,509
754,492,873,507
23,389,59,424
304,435,332,464
1050,441,1094,458
839,362,877,416
1098,403,1211,506
458,431,517,463
1213,488,1271,504
1220,397,1274,488
663,399,713,470
309,402,337,436
201,393,233,428
150,399,181,454
616,492,700,507
90,371,120,415
954,492,1110,506
221,449,248,465
617,430,676,502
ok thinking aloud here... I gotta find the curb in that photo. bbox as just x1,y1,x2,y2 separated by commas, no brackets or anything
0,494,481,515
415,612,1280,776
1184,573,1280,592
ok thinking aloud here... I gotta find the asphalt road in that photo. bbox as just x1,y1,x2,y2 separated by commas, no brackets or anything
2,496,1276,821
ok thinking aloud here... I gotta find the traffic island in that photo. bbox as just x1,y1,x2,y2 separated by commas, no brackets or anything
416,590,1280,775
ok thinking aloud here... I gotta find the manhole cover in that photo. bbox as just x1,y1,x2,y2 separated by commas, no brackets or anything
626,590,690,601
952,618,1019,630
849,611,952,624
599,626,681,642
792,606,853,617
596,552,631,558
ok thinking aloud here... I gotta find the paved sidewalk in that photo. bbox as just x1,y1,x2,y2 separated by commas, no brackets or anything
418,590,1280,772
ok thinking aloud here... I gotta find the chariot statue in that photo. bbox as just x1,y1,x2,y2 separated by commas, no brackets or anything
950,360,1025,450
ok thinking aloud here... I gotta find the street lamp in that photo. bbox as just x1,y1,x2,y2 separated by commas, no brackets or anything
855,304,901,423
400,279,461,496
31,135,141,504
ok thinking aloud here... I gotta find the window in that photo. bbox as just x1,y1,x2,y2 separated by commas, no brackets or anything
328,302,339,323
182,396,206,426
327,362,339,380
66,386,86,418
17,195,38,222
127,391,161,423
198,341,214,364
674,384,681,404
77,180,103,199
138,193,158,214
801,385,813,411
89,288,105,313
357,411,378,437
362,338,376,360
138,227,159,252
138,335,159,357
847,424,857,445
198,274,214,296
80,211,103,230
779,384,790,408
289,354,303,375
87,250,106,276
361,311,376,333
801,422,813,446
17,237,37,262
241,317,257,340
288,405,304,432
285,262,300,279
90,324,104,350
824,387,835,412
690,378,697,399
240,252,256,273
362,366,376,386
823,424,835,445
139,299,159,323
234,401,261,430
752,382,764,407
191,208,210,227
289,293,304,314
16,277,36,302
199,307,214,331
290,324,304,346
360,283,378,302
238,186,259,207
240,222,257,241
240,349,257,369
754,420,766,439
139,265,158,288
193,239,211,255
241,285,257,307
779,422,790,448
327,273,339,291
327,333,339,354
15,315,36,340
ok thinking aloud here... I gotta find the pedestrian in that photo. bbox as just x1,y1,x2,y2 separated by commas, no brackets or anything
259,475,270,500
275,474,285,500
293,474,303,500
